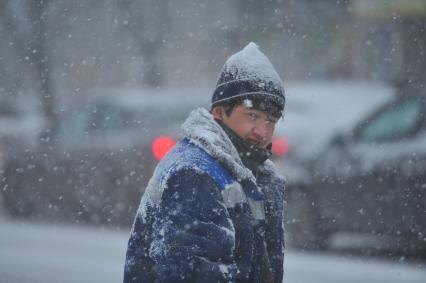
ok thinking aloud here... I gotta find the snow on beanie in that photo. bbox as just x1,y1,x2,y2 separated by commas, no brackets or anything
211,42,285,111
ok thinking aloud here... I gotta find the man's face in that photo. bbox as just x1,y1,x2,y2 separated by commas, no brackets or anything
212,104,278,148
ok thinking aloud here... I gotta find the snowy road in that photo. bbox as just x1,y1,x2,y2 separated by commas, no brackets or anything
0,218,425,283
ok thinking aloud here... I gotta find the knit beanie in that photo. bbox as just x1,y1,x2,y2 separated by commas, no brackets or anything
211,42,286,113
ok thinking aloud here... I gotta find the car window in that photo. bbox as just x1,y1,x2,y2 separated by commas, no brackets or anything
357,98,422,143
56,104,137,144
90,104,134,132
56,108,92,143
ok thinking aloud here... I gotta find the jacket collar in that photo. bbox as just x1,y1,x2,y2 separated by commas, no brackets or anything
181,107,257,183
216,120,272,173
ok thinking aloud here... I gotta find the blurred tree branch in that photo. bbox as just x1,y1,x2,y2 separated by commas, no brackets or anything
0,0,57,145
118,0,172,87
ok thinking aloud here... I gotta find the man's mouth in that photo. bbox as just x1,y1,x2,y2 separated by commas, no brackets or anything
246,139,263,148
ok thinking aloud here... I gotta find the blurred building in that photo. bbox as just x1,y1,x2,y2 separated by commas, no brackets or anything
342,0,426,84
1,0,425,134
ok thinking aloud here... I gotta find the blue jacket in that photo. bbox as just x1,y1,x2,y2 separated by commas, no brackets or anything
124,108,285,283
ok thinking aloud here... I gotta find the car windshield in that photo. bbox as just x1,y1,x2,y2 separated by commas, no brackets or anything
56,104,135,143
358,98,423,143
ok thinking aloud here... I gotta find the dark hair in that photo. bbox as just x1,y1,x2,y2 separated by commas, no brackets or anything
212,95,283,118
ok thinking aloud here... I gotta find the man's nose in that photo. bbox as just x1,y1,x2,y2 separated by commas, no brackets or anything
252,123,267,141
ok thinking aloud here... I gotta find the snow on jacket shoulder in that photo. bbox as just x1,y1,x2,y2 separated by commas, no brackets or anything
125,139,239,282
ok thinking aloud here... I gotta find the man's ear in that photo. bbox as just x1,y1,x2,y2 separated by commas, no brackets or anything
211,106,224,120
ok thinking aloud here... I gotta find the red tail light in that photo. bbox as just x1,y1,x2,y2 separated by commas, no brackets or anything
152,136,177,160
271,137,289,156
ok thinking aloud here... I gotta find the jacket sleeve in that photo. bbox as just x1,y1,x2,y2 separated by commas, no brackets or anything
149,168,239,283
259,168,285,283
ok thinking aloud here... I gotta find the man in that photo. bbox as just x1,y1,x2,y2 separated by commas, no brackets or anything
124,42,286,283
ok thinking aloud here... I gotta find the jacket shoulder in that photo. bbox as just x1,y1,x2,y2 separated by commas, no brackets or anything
157,138,235,191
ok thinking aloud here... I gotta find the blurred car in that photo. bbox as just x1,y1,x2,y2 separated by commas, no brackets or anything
273,80,394,181
0,87,207,226
284,83,426,257
0,85,292,227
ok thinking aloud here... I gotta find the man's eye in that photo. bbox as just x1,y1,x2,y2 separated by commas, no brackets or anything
266,118,278,125
247,113,258,120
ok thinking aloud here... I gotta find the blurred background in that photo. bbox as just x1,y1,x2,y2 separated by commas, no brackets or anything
0,0,425,282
